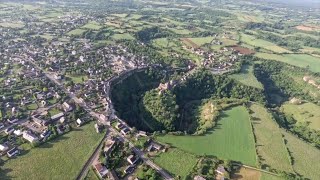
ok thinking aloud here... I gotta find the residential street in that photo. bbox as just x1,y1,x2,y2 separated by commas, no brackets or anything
26,58,174,180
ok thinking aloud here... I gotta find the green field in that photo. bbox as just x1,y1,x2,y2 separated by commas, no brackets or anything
0,122,104,179
157,106,257,166
260,173,283,180
67,29,86,36
27,103,38,110
256,53,320,72
281,102,320,130
66,74,88,84
111,33,135,40
82,21,102,30
152,38,177,48
241,33,291,53
249,104,293,172
187,37,215,46
153,148,198,179
230,64,263,89
281,130,320,179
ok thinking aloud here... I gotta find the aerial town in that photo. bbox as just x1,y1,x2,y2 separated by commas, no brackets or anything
1,0,320,180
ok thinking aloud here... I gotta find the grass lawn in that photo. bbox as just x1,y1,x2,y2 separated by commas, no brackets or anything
0,122,104,179
48,108,62,116
281,130,320,180
111,33,135,40
84,168,99,180
67,29,86,36
249,104,293,172
241,33,291,53
27,103,38,110
82,21,102,30
230,64,263,89
281,102,320,130
66,74,88,84
256,53,320,72
153,148,198,179
157,106,257,166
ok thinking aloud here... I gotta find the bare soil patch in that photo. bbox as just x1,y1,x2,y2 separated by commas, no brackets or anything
296,25,320,32
231,167,261,180
230,45,255,55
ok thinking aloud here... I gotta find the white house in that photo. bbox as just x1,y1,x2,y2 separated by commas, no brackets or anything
76,118,84,127
14,129,23,136
23,131,39,143
0,144,9,151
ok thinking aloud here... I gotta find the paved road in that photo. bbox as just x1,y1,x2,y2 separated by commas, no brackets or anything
26,58,174,180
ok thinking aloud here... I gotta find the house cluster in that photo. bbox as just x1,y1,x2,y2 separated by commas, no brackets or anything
183,44,240,71
93,137,140,179
115,122,131,136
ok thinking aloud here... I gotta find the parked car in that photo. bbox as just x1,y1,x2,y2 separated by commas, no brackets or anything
0,123,4,129
5,127,14,135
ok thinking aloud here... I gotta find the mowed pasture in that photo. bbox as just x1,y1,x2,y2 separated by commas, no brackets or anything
157,106,257,166
153,148,198,179
249,104,293,172
281,130,320,180
255,53,320,72
231,167,261,180
0,122,104,179
230,64,263,89
241,33,291,53
281,102,320,130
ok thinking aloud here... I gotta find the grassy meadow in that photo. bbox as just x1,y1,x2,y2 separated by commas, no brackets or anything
241,33,291,53
281,130,320,180
256,53,320,72
230,64,263,89
281,102,320,130
249,104,293,172
157,106,257,166
0,122,104,179
153,148,198,179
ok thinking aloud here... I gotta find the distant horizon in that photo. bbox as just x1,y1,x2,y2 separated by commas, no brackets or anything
248,0,320,7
